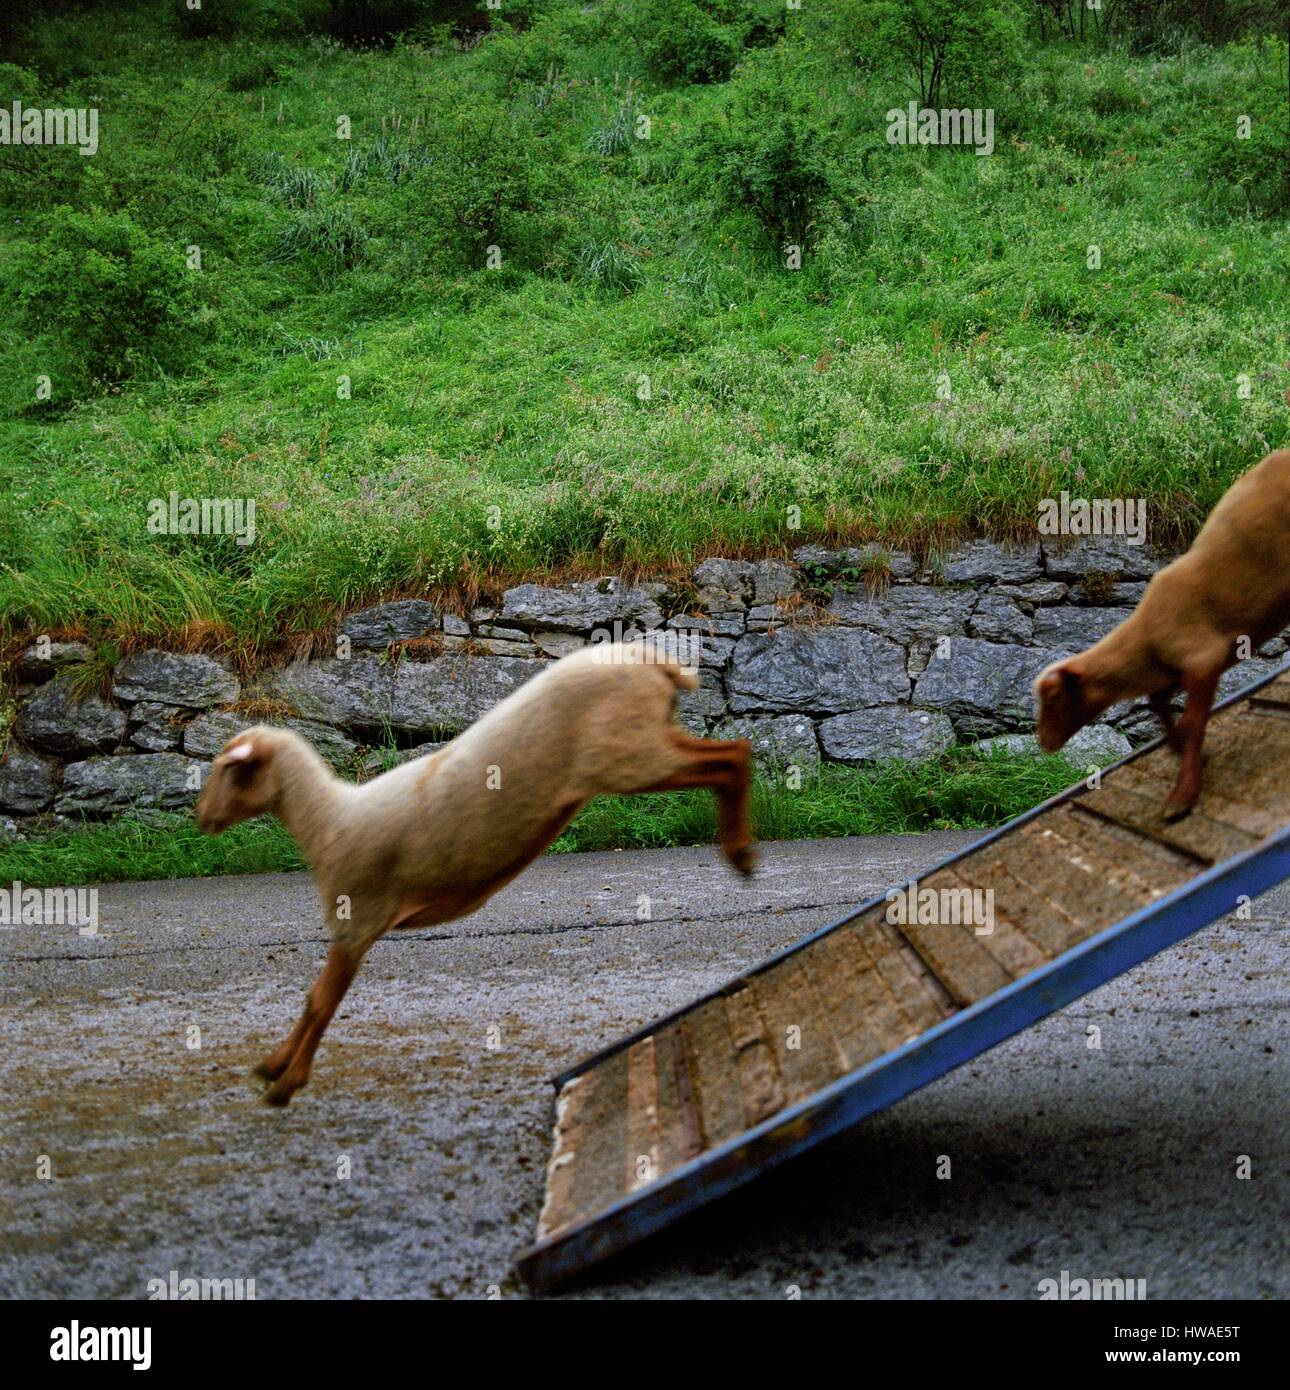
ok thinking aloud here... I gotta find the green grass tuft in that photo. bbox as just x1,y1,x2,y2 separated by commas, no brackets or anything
0,748,1081,888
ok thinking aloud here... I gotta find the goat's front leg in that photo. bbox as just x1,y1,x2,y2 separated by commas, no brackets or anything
1148,685,1183,752
253,1006,311,1084
1161,668,1221,822
259,941,369,1106
640,733,755,876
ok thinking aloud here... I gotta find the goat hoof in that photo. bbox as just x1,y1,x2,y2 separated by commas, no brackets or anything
262,1078,299,1106
1161,797,1195,823
253,1058,286,1083
727,844,757,878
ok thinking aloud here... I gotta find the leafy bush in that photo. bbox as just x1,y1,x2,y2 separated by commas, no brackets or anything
173,0,483,45
640,0,740,84
724,0,788,49
173,0,317,41
1088,68,1142,115
387,104,570,272
1188,36,1290,216
1102,1,1285,55
5,208,204,394
227,56,284,90
689,44,843,247
321,0,479,46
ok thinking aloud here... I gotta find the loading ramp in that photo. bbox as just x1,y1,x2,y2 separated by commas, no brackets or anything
516,663,1290,1291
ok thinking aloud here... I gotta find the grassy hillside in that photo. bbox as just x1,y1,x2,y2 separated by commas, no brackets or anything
1,1,1287,653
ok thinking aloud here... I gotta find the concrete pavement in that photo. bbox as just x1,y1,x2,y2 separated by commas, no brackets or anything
1,831,1286,1299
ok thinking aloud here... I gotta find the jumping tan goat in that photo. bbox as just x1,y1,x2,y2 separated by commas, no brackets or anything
195,641,754,1105
1035,447,1290,821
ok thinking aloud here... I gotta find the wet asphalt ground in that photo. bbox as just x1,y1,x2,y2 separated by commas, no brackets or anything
1,831,1286,1300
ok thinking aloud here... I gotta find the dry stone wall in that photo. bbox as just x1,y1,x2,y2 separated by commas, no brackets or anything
4,537,1286,828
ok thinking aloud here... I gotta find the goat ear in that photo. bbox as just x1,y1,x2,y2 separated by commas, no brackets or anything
221,735,273,771
1037,662,1083,700
1059,661,1084,688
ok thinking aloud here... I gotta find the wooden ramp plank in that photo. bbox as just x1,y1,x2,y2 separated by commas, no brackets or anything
1002,817,1168,943
957,850,1082,959
535,1072,591,1241
1051,804,1203,895
893,868,1014,1006
821,922,925,1053
795,921,901,1071
1246,674,1290,709
1028,806,1201,911
1078,780,1257,863
625,1038,660,1193
653,1024,704,1180
753,958,848,1105
725,987,787,1127
1105,712,1290,838
537,1047,630,1240
684,1003,746,1153
936,866,1049,980
867,918,959,1029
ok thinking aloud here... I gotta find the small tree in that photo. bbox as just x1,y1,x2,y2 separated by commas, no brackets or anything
640,0,741,84
853,0,1024,108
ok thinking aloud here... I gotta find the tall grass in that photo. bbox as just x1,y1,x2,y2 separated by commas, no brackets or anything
0,7,1285,652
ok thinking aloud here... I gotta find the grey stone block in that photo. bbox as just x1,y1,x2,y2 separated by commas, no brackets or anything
819,706,956,764
829,585,977,644
113,651,239,708
15,677,127,757
940,539,1042,584
729,628,909,714
338,600,440,648
0,748,60,813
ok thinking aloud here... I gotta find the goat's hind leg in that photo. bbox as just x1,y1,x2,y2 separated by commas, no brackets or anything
640,732,756,876
254,1010,311,1084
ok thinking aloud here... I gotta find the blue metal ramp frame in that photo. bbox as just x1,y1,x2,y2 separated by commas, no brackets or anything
516,662,1290,1291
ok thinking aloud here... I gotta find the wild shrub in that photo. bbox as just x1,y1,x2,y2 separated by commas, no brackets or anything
388,102,569,272
849,0,1025,108
321,0,479,46
639,0,740,84
173,0,316,41
5,208,204,395
688,44,843,248
227,56,284,91
1188,35,1290,216
1103,0,1285,55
